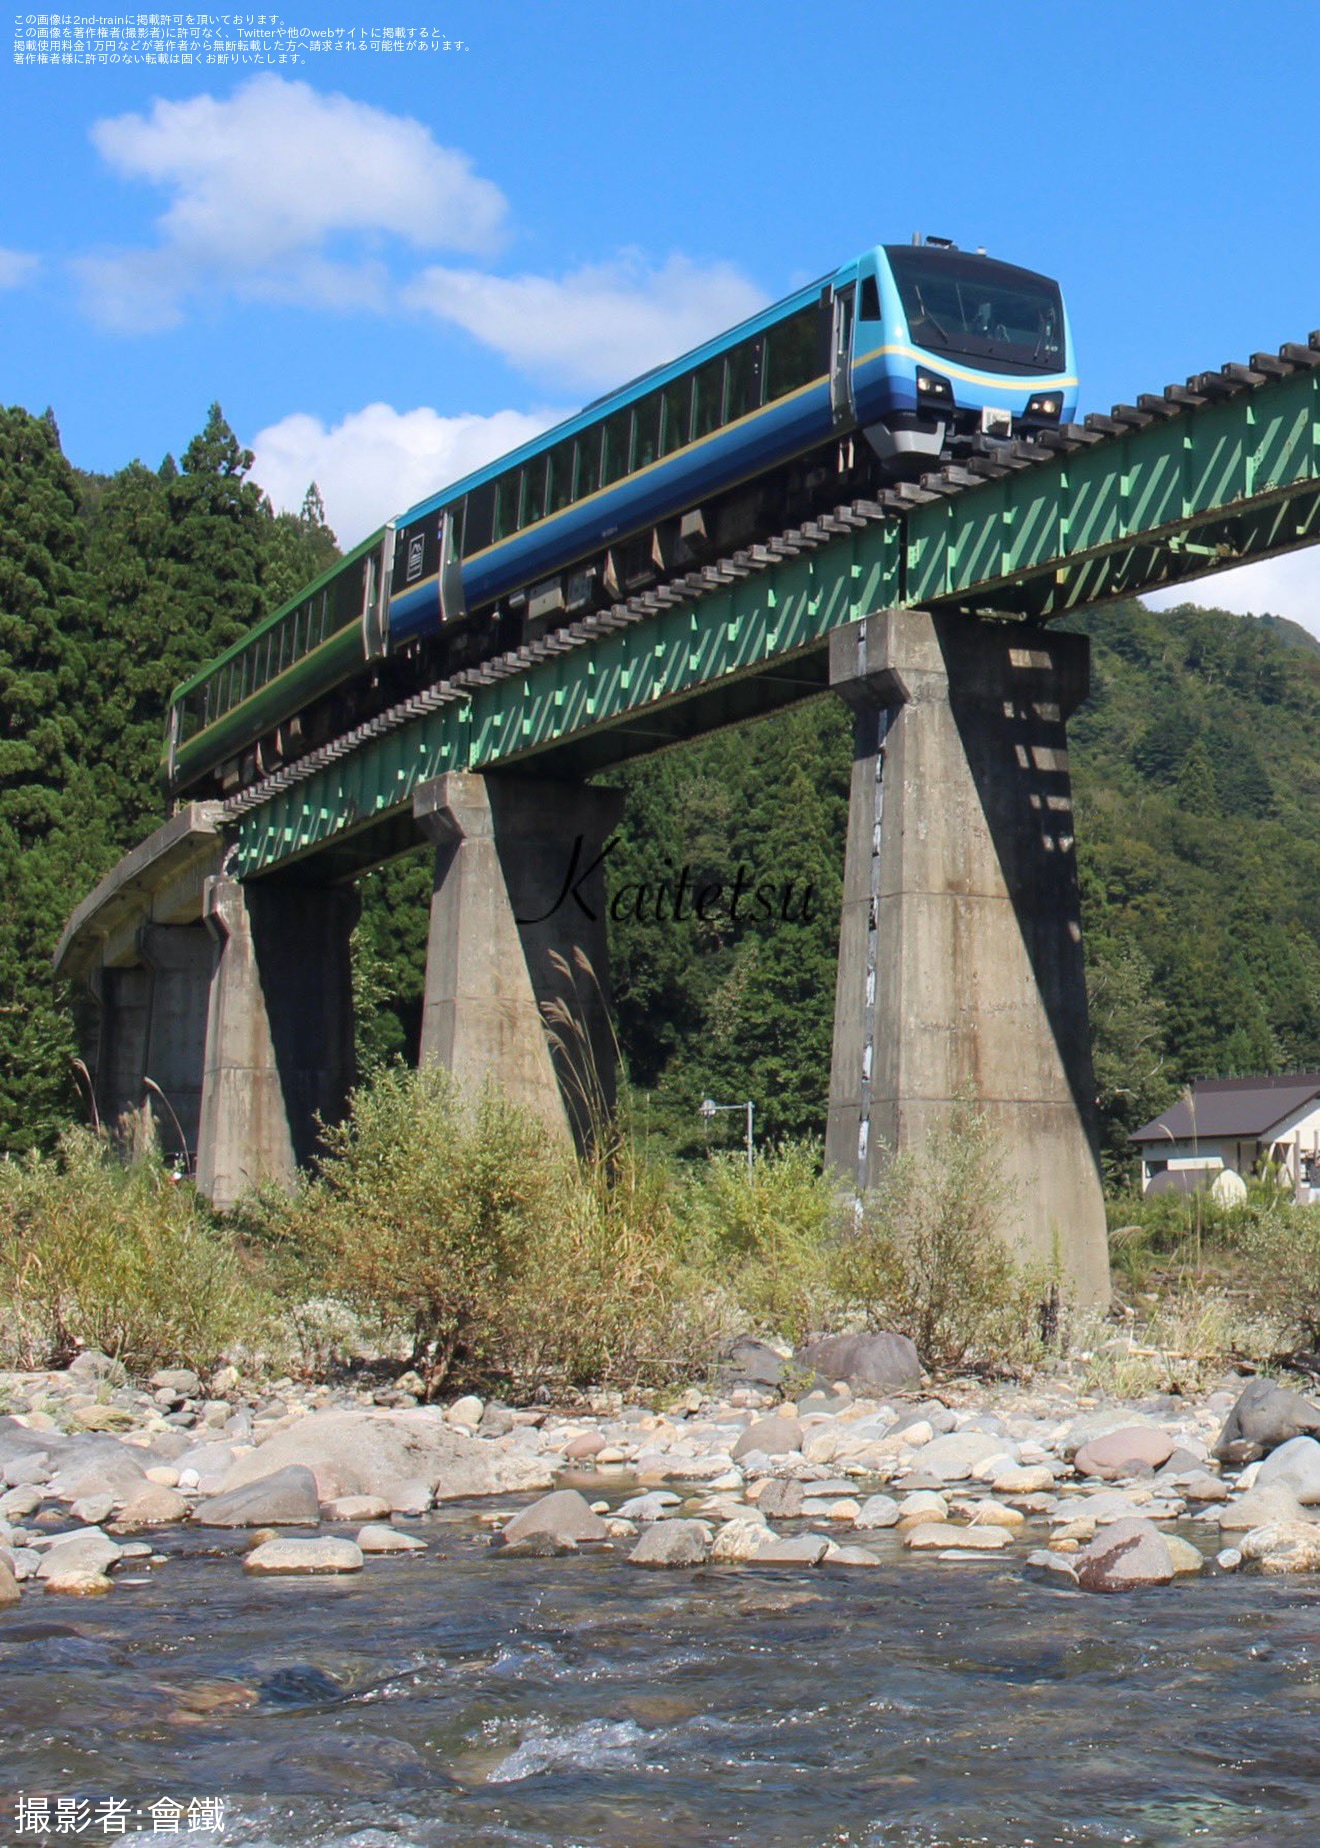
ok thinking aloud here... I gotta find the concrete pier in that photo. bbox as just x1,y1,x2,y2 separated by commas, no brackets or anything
414,772,623,1141
194,874,358,1209
825,609,1110,1304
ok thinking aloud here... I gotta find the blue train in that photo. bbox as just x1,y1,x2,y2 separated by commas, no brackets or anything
169,238,1076,795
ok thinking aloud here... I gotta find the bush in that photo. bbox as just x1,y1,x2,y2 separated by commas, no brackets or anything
834,1101,1046,1373
0,1128,267,1374
680,1139,840,1344
1239,1203,1320,1351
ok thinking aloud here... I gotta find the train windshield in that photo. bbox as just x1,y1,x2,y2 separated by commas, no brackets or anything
884,247,1065,373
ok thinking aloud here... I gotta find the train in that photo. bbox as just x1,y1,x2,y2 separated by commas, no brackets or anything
166,237,1077,799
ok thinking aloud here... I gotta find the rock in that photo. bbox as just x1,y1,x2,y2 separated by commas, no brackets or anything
1073,1519,1175,1592
494,1530,576,1559
628,1520,713,1568
447,1395,484,1431
387,1479,433,1518
753,1533,831,1565
564,1432,606,1460
1,1486,42,1520
897,1490,948,1522
46,1444,148,1506
355,1524,427,1554
1215,1547,1243,1572
1217,1483,1313,1532
3,1452,50,1487
992,1464,1056,1495
1178,1471,1228,1503
322,1495,392,1523
954,1500,1023,1529
1026,1548,1079,1584
731,1416,803,1461
214,1409,552,1504
1213,1380,1320,1465
904,1523,1013,1551
1239,1520,1320,1573
796,1331,922,1392
496,1490,608,1552
720,1337,788,1388
70,1494,115,1527
243,1538,364,1576
112,1485,190,1529
852,1494,900,1530
905,1432,1009,1482
37,1528,124,1581
754,1480,806,1520
711,1517,776,1563
192,1465,321,1528
1164,1535,1205,1575
1254,1435,1320,1504
1074,1426,1176,1479
73,1405,137,1434
614,1490,681,1523
151,1368,202,1397
0,1560,20,1606
825,1543,884,1567
66,1351,125,1384
43,1568,113,1596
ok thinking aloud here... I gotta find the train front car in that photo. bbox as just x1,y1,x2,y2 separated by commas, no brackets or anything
852,241,1076,473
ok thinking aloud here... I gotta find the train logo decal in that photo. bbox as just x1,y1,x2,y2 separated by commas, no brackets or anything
406,533,425,583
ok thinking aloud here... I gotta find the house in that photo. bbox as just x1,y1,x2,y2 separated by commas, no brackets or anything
1131,1074,1320,1202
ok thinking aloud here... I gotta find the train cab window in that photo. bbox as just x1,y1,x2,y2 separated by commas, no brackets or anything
692,357,724,441
547,442,576,516
601,408,632,487
660,378,690,455
631,394,662,472
724,339,761,422
764,303,823,401
575,427,602,499
860,275,881,321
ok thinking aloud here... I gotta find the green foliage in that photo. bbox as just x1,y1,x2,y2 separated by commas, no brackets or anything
1239,1205,1320,1349
0,1129,268,1373
680,1140,839,1343
835,1102,1047,1373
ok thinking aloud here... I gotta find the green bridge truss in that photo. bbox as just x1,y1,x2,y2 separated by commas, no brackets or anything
233,340,1320,880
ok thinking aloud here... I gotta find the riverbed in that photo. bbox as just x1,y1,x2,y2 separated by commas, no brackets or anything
5,1497,1320,1848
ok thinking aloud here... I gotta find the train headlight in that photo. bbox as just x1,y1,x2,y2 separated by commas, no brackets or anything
915,366,954,407
1026,391,1063,420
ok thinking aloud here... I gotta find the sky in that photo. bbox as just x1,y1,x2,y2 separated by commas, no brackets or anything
5,0,1320,629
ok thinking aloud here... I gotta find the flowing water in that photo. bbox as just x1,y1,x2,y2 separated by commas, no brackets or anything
4,1499,1320,1847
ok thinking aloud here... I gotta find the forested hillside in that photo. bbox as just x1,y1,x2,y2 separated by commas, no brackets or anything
5,401,1320,1185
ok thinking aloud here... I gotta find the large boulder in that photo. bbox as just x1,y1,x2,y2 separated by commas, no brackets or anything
1213,1381,1320,1466
1073,1518,1175,1593
192,1465,321,1528
212,1410,552,1504
1253,1436,1320,1505
495,1490,608,1554
628,1520,713,1568
796,1332,921,1392
1239,1520,1320,1574
731,1416,802,1462
1074,1426,1176,1480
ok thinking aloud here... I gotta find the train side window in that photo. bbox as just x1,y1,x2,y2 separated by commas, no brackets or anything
601,408,632,487
764,304,823,400
692,357,724,441
631,394,662,472
724,339,761,422
522,455,549,526
493,472,522,541
575,426,602,499
465,482,495,554
860,275,881,321
660,377,690,455
547,442,576,515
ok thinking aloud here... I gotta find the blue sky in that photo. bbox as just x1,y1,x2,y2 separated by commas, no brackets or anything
5,0,1320,627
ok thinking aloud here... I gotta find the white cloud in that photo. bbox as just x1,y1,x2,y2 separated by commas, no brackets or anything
1144,546,1320,640
404,251,767,391
78,75,506,330
249,401,560,548
0,248,39,290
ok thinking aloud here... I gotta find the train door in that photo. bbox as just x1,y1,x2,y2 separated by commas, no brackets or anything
362,522,393,659
829,283,857,430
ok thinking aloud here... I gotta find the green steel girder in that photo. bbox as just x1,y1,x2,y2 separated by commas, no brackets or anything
233,360,1320,879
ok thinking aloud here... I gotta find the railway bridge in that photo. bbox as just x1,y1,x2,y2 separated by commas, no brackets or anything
55,330,1320,1303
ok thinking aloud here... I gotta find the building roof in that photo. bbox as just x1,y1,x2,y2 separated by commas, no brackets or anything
1132,1074,1320,1144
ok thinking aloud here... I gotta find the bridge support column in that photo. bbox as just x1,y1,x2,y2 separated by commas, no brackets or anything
825,608,1109,1305
195,875,358,1210
414,773,623,1141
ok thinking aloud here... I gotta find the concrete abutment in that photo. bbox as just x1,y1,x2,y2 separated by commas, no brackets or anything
825,608,1110,1305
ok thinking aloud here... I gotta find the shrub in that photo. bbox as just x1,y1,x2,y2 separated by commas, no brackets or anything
680,1139,840,1344
1239,1203,1320,1352
834,1101,1046,1374
0,1128,266,1374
